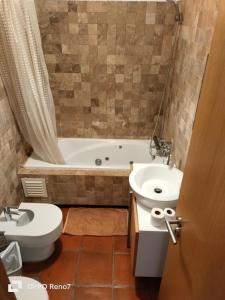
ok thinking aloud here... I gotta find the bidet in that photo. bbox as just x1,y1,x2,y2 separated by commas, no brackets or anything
0,203,63,262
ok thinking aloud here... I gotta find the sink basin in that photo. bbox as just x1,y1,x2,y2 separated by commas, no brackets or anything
129,164,183,209
17,210,34,227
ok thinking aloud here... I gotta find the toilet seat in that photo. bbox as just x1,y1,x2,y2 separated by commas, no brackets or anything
9,276,49,300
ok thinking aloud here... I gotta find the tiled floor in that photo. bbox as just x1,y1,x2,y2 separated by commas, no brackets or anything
23,208,161,300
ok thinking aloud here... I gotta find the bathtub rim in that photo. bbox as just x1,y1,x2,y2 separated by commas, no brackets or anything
22,137,154,171
18,166,131,177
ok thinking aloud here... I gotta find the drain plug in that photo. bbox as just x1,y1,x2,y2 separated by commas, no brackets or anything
95,159,102,166
154,188,162,194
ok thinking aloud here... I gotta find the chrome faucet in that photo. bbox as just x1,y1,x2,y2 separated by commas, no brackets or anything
152,136,173,165
3,206,20,221
153,136,162,152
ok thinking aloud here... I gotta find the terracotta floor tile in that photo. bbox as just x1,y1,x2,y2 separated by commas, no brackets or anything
82,236,113,253
60,234,82,251
114,288,151,300
76,252,112,285
113,254,135,286
23,241,63,275
40,251,78,284
48,286,75,300
76,287,112,300
22,262,45,276
23,208,159,299
114,236,130,253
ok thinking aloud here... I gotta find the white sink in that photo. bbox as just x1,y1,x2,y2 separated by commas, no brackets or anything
129,164,183,209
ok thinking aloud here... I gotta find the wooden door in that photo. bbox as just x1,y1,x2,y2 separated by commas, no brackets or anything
159,1,225,299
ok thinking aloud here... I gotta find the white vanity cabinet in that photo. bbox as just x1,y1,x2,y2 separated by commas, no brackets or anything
130,196,169,277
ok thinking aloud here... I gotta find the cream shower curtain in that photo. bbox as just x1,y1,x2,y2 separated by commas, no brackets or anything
0,0,65,164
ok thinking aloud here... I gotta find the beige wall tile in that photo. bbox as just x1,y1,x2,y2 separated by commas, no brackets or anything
0,77,27,210
163,0,219,169
35,0,176,139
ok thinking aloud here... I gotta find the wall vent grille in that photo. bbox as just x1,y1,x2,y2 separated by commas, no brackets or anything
21,178,48,198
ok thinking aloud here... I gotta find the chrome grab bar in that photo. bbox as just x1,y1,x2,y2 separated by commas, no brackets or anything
165,217,182,245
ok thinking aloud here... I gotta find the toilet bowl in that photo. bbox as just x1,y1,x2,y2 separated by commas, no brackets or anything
0,203,63,262
9,276,49,300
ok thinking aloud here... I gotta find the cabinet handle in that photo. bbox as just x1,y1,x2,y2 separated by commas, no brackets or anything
165,217,182,245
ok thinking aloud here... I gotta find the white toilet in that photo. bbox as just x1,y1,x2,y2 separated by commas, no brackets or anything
0,203,63,262
9,276,49,300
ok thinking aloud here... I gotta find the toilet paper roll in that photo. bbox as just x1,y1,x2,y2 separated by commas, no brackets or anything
150,208,165,227
164,208,176,220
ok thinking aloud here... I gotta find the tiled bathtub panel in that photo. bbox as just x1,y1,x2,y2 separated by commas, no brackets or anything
19,174,129,206
35,0,176,139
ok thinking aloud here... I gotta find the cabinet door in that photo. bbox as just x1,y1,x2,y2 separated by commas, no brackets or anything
130,196,139,275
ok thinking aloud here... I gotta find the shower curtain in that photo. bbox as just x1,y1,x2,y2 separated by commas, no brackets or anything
0,0,65,164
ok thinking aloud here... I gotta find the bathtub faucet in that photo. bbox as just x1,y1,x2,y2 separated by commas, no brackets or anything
152,136,172,164
3,206,20,221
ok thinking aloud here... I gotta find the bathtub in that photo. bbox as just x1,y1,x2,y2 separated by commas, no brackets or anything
24,138,163,170
20,138,164,206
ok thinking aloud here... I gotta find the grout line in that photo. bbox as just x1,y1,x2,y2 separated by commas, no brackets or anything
112,238,115,287
113,284,136,289
72,286,76,300
114,251,130,255
112,287,114,300
74,242,82,287
112,236,115,300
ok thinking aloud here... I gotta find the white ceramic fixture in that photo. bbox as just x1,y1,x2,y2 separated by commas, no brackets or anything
129,164,183,209
0,203,63,262
9,276,49,300
24,138,165,170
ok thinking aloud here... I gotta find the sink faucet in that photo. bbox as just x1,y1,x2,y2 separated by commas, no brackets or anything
152,136,173,165
3,206,20,221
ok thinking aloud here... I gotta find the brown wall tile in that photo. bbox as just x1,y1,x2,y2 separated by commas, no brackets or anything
35,0,176,139
163,0,219,169
19,173,129,206
0,77,27,210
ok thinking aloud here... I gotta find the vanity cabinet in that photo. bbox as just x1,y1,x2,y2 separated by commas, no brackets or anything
129,195,169,277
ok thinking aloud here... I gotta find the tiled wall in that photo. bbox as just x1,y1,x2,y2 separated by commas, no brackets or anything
163,0,219,169
19,172,130,206
35,0,176,138
0,77,26,210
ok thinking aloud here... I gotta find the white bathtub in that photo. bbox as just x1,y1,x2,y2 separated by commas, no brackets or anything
24,138,164,170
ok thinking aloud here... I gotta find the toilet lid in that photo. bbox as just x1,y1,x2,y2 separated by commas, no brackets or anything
9,276,49,300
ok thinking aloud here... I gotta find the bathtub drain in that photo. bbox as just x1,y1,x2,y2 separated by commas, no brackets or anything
95,159,102,166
